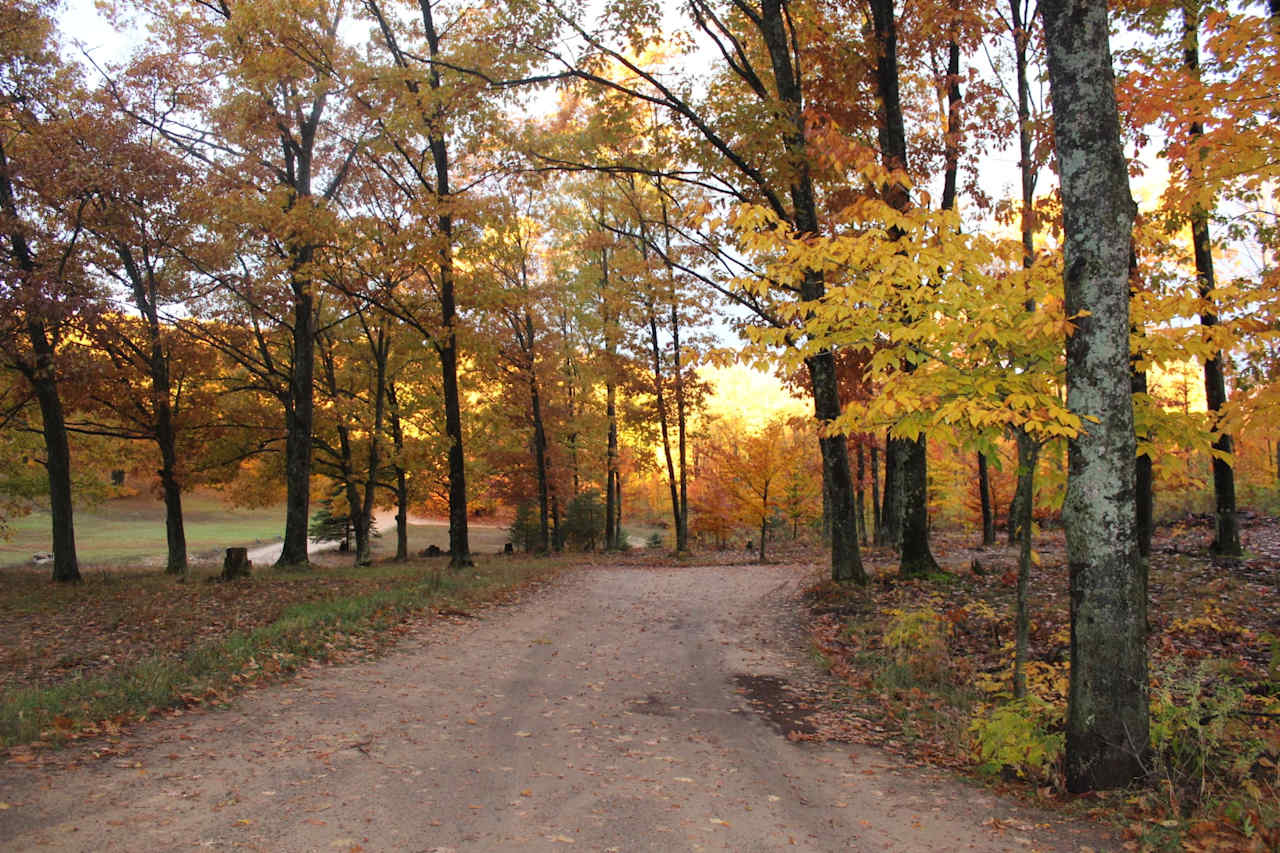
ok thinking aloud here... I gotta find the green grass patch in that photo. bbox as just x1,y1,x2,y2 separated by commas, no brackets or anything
0,491,287,568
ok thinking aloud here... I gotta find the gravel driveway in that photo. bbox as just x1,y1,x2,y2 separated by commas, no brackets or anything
0,563,1115,851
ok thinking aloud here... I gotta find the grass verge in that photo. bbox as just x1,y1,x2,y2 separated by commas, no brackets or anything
1,555,566,749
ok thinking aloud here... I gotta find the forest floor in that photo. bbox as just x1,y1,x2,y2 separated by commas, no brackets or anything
791,513,1280,852
0,513,1274,850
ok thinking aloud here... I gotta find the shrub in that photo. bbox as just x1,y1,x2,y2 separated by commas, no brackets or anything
882,607,950,684
1148,659,1269,819
509,502,540,552
563,490,605,551
969,695,1065,782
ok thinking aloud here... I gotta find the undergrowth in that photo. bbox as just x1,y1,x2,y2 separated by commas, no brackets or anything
808,524,1280,851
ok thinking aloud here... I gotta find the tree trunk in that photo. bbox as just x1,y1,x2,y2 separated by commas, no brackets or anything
870,0,939,579
277,259,316,567
30,344,80,583
354,328,388,568
117,243,189,576
657,197,691,553
759,0,865,585
878,432,897,547
856,441,867,546
1012,432,1040,699
413,0,470,569
1183,3,1241,557
807,353,866,583
1131,346,1154,559
551,493,562,552
978,452,995,547
1041,0,1148,792
870,443,882,544
759,488,768,563
896,435,939,577
1006,0,1039,552
0,139,80,583
672,302,690,553
605,379,619,551
647,304,682,551
529,359,551,554
157,422,188,576
388,381,409,562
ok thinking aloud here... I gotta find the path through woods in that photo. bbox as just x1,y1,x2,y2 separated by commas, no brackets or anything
0,564,1115,851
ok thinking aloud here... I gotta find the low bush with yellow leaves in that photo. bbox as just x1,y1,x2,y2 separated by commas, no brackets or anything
969,645,1070,783
969,695,1065,783
881,606,951,685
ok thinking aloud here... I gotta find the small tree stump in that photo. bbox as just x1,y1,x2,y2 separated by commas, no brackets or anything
222,547,252,580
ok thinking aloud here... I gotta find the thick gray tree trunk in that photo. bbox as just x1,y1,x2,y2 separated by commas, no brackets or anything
1041,0,1149,792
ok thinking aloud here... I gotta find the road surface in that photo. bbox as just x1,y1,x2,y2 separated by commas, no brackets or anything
0,563,1114,851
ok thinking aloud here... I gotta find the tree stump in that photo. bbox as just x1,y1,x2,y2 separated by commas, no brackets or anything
222,547,252,580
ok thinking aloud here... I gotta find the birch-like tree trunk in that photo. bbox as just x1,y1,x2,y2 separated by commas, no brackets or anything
1041,0,1148,792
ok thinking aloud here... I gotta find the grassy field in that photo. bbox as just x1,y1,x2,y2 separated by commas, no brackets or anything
0,492,287,568
0,491,514,569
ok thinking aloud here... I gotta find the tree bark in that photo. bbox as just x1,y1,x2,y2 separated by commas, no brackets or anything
1130,274,1154,560
978,452,995,547
1041,0,1148,792
387,381,409,562
528,328,552,554
157,408,188,576
1183,3,1241,557
897,435,939,577
0,139,80,583
870,443,882,544
354,327,388,567
1012,432,1040,699
870,0,939,578
758,0,865,584
878,432,897,547
662,200,691,554
855,441,867,546
759,482,769,562
599,239,621,552
1006,0,1040,549
648,306,682,550
418,0,471,569
116,243,189,576
30,339,80,583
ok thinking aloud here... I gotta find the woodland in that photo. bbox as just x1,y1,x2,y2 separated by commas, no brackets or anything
1,0,1279,845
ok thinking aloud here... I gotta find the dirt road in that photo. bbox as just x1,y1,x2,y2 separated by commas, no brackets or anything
0,563,1114,851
